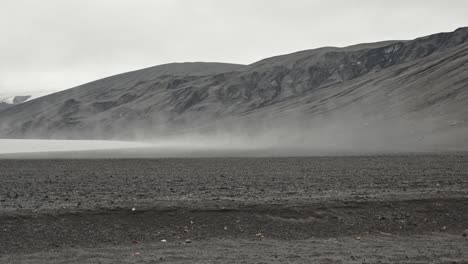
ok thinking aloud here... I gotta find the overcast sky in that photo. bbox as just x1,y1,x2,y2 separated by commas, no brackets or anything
1,0,468,95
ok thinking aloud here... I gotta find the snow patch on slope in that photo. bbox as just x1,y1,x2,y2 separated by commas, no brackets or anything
0,90,55,104
0,96,17,104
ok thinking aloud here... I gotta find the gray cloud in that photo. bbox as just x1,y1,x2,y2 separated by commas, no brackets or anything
1,0,468,94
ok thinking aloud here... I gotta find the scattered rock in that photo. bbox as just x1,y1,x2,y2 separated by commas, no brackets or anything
462,229,468,237
185,239,192,244
161,239,167,243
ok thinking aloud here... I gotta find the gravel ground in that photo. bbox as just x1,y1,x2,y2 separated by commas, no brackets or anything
0,153,467,263
2,235,467,264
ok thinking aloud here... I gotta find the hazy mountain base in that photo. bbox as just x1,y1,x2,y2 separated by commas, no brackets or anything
0,115,466,158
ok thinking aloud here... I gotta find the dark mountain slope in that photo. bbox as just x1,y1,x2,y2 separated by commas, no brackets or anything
0,27,467,147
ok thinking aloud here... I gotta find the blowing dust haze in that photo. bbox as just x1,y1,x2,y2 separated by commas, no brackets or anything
1,110,466,158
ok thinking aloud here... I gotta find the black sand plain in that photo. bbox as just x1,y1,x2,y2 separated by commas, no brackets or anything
1,153,467,263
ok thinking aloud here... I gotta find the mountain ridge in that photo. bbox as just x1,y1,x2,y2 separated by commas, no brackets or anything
1,27,467,151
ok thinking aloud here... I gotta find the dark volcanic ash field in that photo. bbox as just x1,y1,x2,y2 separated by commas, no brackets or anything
1,154,467,263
